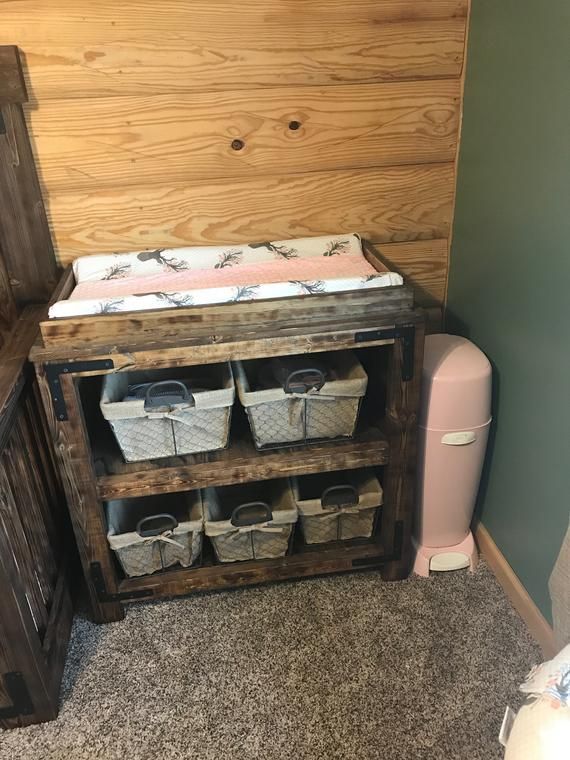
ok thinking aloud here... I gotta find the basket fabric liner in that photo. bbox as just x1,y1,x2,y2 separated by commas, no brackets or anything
106,493,204,577
203,483,298,562
291,470,383,544
48,233,403,318
101,369,234,419
234,351,367,447
100,365,234,461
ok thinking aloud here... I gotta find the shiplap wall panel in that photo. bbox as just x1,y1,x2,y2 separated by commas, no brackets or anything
49,164,454,261
374,239,448,306
0,0,470,307
16,20,465,100
30,81,461,191
3,2,468,98
2,0,468,34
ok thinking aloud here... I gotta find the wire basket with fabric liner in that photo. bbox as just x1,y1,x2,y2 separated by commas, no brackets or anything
100,364,234,461
233,351,367,449
290,469,383,544
106,491,204,577
203,481,298,562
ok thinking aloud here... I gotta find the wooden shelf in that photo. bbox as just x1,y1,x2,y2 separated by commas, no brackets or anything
94,418,389,501
46,308,424,622
118,536,386,600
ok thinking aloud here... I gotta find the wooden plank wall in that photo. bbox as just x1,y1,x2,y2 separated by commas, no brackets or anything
0,1,470,312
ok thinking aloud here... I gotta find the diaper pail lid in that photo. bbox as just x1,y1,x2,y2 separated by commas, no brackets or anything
419,334,492,430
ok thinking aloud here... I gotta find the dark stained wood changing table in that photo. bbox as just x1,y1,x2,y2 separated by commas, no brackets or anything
31,264,425,624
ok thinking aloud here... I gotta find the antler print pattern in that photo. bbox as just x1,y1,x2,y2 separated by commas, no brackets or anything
102,262,132,280
232,285,260,302
290,280,325,294
215,249,243,269
323,239,351,256
137,249,189,272
248,242,299,259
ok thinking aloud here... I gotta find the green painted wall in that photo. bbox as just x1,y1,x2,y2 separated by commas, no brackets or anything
447,0,570,622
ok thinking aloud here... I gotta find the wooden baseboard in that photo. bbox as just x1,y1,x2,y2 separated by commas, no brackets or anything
475,524,557,659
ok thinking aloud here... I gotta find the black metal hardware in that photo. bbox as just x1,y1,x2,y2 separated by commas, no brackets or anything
0,111,6,136
392,520,404,561
45,359,114,421
231,501,273,527
144,380,194,411
136,513,178,537
321,484,359,509
283,367,326,394
0,672,34,719
350,520,404,568
90,562,154,603
354,324,415,381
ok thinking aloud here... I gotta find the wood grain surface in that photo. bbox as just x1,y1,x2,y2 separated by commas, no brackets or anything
95,423,390,501
1,0,469,307
0,45,26,103
2,0,468,36
0,1,467,99
33,302,424,619
0,103,60,304
0,307,72,728
375,239,448,306
48,163,454,261
381,314,425,579
117,538,387,600
39,282,413,349
35,367,124,623
17,22,463,100
30,81,460,191
0,258,17,351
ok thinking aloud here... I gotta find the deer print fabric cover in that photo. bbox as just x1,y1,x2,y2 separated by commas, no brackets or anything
48,234,403,318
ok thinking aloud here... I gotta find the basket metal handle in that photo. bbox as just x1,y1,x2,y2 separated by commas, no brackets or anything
230,501,273,527
144,380,194,410
136,513,179,537
283,368,326,394
321,485,359,510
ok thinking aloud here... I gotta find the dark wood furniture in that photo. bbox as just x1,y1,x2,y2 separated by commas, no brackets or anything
0,46,73,729
32,268,425,624
0,308,72,728
0,46,59,311
0,42,427,726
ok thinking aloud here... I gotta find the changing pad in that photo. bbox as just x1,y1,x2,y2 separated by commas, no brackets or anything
48,233,403,318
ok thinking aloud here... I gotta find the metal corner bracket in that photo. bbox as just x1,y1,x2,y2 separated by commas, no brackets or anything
44,359,115,421
90,562,154,603
354,324,415,381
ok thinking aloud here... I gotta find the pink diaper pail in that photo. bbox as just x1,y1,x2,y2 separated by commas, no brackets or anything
413,334,492,577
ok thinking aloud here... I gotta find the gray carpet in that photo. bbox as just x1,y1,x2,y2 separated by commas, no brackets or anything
0,561,540,760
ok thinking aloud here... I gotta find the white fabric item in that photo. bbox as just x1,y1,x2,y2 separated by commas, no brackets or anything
290,471,383,517
49,272,402,318
233,351,368,405
100,368,235,420
518,645,570,697
72,234,365,283
48,233,404,318
505,644,570,759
